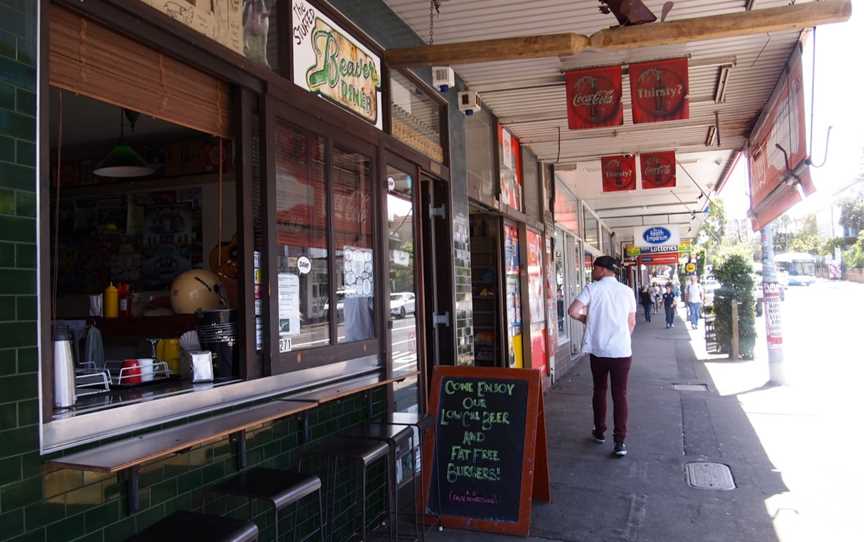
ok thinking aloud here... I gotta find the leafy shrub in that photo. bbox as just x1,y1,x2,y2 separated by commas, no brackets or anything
713,255,756,359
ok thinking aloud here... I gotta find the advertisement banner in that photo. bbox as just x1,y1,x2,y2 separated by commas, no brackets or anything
629,58,689,124
292,0,383,129
564,65,624,130
634,225,680,249
526,230,547,375
747,46,815,230
499,126,524,211
601,155,637,192
638,252,680,266
640,151,677,189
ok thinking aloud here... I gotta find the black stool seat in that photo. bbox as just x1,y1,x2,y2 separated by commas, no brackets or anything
128,511,257,542
313,436,389,465
214,467,321,509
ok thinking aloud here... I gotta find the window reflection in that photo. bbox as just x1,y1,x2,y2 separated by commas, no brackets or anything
334,148,375,343
274,123,329,351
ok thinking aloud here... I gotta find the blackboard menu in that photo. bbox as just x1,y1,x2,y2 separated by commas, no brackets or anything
429,375,529,522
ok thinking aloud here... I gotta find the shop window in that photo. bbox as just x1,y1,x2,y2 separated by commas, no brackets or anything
554,229,570,343
466,107,496,204
274,123,329,350
584,207,600,248
503,222,523,368
333,147,375,343
390,70,445,163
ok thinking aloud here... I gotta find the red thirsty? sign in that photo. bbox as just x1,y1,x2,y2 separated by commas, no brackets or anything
629,58,689,124
601,154,637,192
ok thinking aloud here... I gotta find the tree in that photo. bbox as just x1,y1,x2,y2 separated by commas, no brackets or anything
697,200,726,252
713,255,756,359
839,198,864,238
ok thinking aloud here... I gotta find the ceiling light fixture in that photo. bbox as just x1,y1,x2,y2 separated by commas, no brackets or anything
93,109,154,178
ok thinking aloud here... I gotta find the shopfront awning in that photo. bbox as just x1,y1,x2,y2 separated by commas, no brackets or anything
382,0,849,246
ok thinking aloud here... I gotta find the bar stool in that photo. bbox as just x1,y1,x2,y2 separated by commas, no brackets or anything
341,424,414,541
210,467,324,542
300,436,393,542
127,510,258,542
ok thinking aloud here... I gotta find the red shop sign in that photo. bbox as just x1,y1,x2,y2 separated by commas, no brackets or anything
640,151,677,189
564,65,623,130
629,58,689,124
638,252,679,266
601,154,637,192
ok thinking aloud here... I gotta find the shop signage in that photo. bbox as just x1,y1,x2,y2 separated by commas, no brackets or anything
141,0,243,55
638,252,680,266
679,239,693,255
564,65,623,130
685,262,697,274
624,244,641,258
747,46,814,230
629,58,689,124
601,154,637,192
424,367,549,536
634,224,680,248
640,151,677,189
292,0,383,129
639,244,678,254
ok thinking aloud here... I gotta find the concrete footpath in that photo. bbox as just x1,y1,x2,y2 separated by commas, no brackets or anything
427,309,788,542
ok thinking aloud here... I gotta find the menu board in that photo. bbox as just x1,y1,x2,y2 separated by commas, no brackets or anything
424,367,550,536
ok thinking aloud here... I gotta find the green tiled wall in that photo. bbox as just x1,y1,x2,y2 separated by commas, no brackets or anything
0,2,392,541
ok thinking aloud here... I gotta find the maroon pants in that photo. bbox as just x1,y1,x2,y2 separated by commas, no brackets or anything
590,354,632,443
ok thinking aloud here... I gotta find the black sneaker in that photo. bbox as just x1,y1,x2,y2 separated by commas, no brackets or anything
613,442,628,457
592,431,606,444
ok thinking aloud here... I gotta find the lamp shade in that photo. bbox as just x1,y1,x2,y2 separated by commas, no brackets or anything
93,143,154,178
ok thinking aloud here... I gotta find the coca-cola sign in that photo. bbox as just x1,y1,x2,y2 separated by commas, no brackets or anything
629,58,689,124
640,151,677,189
565,65,623,130
601,154,636,192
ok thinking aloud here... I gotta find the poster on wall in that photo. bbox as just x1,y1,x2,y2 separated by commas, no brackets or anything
747,45,815,231
499,126,523,211
526,230,548,375
503,223,523,369
629,58,689,124
640,151,677,189
601,155,637,192
292,0,383,129
564,65,624,130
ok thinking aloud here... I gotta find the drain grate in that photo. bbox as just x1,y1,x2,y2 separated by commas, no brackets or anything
686,462,736,490
673,383,709,392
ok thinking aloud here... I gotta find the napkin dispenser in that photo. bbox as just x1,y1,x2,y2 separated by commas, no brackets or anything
183,350,214,383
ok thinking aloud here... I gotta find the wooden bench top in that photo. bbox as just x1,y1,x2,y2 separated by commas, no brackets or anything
49,399,316,473
285,372,415,405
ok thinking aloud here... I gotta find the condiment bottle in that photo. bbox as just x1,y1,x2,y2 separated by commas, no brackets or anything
118,282,130,318
104,282,119,319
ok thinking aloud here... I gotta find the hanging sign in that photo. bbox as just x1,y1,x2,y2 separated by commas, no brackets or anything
634,225,680,249
424,367,550,536
638,252,680,266
685,262,697,274
629,58,689,124
292,0,383,129
601,155,637,192
747,46,815,231
564,65,624,130
640,151,677,189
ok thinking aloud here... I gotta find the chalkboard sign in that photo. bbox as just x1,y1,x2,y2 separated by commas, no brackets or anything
423,367,550,536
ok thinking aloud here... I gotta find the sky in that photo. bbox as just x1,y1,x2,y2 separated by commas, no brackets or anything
721,6,864,223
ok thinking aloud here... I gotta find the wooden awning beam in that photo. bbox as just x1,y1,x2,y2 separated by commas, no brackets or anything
383,0,851,67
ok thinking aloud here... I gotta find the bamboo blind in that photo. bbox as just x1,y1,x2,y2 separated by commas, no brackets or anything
49,5,231,138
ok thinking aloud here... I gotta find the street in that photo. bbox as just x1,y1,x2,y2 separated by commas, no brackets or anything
698,278,864,541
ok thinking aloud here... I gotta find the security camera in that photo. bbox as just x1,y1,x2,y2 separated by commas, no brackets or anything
458,90,481,116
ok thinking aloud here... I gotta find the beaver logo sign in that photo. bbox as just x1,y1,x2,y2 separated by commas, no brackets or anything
629,58,689,124
564,65,623,130
601,154,637,192
292,0,382,128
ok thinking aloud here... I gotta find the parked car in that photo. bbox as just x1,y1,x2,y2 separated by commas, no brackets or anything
389,292,416,318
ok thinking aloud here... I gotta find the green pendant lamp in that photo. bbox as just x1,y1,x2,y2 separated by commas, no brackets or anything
93,109,155,178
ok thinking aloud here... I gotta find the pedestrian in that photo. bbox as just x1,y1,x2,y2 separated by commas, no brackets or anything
639,286,653,323
652,283,661,314
686,275,704,330
662,284,676,328
568,256,637,457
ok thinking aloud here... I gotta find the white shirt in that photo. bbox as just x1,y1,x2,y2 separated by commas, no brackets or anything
686,283,703,303
576,277,637,358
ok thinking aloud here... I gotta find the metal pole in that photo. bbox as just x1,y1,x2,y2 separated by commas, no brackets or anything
761,224,787,385
731,301,740,360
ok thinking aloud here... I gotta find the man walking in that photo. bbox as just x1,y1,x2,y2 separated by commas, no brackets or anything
568,256,637,457
686,275,704,330
662,284,676,328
